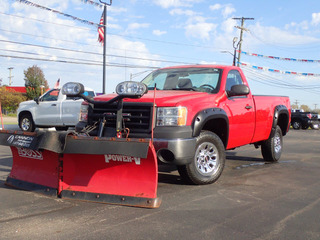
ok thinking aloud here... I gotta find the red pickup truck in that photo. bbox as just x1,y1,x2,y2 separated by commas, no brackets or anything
74,65,291,185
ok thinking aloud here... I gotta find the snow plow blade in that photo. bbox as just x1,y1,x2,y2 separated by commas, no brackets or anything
60,136,160,208
6,147,60,196
0,130,161,208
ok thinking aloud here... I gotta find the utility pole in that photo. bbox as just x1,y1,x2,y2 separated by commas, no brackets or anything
314,104,318,110
8,67,14,86
233,17,254,66
99,0,112,94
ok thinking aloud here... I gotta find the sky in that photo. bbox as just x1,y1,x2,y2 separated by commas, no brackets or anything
1,0,320,109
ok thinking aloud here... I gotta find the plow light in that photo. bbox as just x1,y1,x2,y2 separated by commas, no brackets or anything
116,81,147,97
62,82,85,96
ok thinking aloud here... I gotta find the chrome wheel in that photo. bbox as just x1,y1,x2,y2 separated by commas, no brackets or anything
261,125,283,162
195,142,219,176
274,133,282,153
19,114,35,132
21,118,31,131
177,131,225,185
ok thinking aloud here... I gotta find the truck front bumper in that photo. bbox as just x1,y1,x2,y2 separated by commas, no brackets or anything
153,138,196,165
76,121,196,165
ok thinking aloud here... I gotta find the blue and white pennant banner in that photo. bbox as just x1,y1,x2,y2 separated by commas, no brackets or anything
239,51,320,63
15,0,101,27
239,62,320,77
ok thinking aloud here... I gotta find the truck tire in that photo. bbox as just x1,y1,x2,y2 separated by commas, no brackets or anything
292,120,301,130
177,131,225,185
19,113,35,132
261,125,283,162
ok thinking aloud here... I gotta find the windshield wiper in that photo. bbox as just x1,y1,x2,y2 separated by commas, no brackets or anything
171,87,197,91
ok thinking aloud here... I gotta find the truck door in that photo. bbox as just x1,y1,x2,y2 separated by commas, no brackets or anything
60,96,83,125
224,70,255,149
35,89,60,125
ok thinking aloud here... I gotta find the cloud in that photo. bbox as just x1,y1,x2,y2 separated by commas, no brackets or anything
169,9,196,16
127,22,150,31
154,0,202,9
0,0,159,93
311,12,320,26
185,22,217,40
109,7,127,14
222,5,236,18
210,4,235,18
209,4,222,11
0,0,9,11
153,30,167,36
249,22,319,47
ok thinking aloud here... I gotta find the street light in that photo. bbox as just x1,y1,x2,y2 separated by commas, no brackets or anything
232,37,241,66
220,37,241,66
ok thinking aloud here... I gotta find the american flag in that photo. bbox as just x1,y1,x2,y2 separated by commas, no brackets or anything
54,78,60,89
98,12,104,44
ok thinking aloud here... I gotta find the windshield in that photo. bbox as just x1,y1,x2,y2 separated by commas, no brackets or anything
141,67,222,93
84,90,95,98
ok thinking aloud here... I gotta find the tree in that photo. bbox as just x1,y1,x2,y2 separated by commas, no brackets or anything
0,87,26,113
24,65,49,100
300,104,311,112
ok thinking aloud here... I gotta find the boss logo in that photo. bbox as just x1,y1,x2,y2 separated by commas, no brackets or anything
17,148,43,160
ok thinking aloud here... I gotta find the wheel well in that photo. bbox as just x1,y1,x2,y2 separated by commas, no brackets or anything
18,111,33,121
278,113,289,136
202,118,228,148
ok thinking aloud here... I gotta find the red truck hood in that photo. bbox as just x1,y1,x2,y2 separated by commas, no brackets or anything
94,90,217,107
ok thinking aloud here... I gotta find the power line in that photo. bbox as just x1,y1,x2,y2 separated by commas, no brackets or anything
0,26,208,63
0,12,223,52
0,53,159,69
0,39,196,65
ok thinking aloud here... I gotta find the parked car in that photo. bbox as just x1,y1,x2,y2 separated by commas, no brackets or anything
291,109,319,130
17,87,96,132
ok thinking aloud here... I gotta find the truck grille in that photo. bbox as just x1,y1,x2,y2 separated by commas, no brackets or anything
89,102,154,137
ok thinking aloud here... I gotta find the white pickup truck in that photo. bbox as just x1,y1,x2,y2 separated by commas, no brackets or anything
17,87,96,131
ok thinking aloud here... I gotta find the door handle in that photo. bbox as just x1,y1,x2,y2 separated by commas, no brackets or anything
51,104,57,106
245,105,252,110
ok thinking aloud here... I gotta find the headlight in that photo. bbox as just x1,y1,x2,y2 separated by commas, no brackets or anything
116,81,147,97
62,82,84,96
157,107,187,126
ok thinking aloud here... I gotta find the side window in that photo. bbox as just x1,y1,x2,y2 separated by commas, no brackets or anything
225,70,243,92
41,89,60,101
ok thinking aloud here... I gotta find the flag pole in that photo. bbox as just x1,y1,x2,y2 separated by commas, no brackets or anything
99,0,112,94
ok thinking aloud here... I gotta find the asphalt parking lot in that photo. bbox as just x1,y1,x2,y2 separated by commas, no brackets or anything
0,128,319,240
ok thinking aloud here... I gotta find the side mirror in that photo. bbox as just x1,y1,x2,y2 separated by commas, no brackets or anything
34,97,39,104
228,84,250,97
